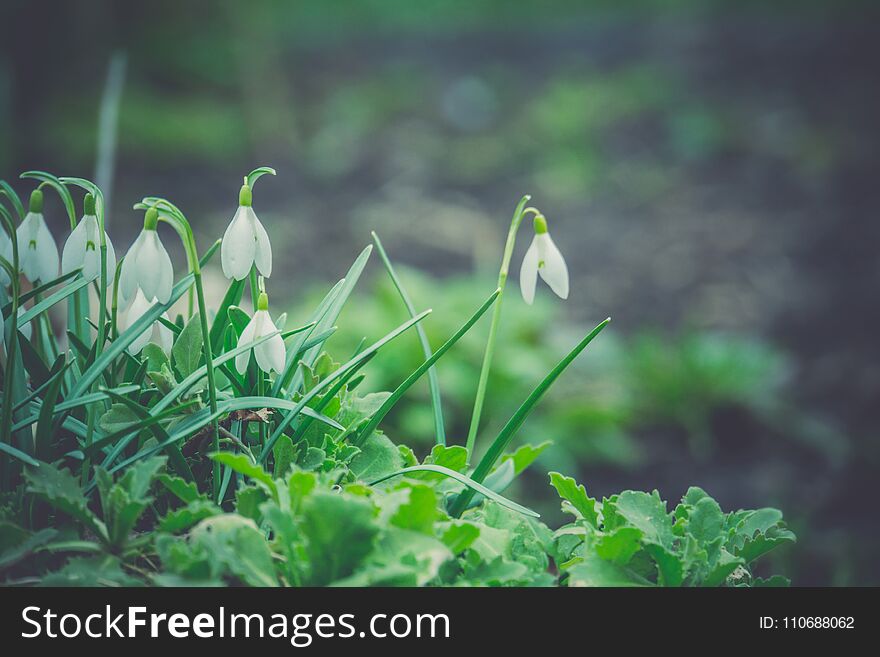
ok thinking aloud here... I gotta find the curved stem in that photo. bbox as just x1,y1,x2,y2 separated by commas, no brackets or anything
464,194,532,460
0,207,21,486
156,206,221,498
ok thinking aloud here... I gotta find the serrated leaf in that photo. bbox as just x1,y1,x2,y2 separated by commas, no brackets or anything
565,553,649,587
440,521,480,554
389,484,438,534
548,472,599,527
209,452,277,501
612,490,675,549
158,500,220,533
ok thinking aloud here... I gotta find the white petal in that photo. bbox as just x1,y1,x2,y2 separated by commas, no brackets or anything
34,216,59,283
254,313,284,374
61,218,88,277
122,289,154,355
235,311,258,373
119,231,146,305
519,235,540,305
153,313,174,354
536,233,569,300
134,231,174,303
79,217,104,282
221,207,256,281
102,232,117,287
154,237,173,303
250,209,272,278
16,213,42,281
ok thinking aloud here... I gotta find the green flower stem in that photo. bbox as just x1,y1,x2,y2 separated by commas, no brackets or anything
464,194,532,460
149,199,222,498
0,205,21,486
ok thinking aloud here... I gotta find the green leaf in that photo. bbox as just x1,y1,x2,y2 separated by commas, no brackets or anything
440,521,481,554
300,491,379,585
0,523,58,569
356,289,499,446
98,403,140,434
158,500,220,533
188,515,278,587
411,444,468,482
595,526,644,565
371,465,539,518
502,441,552,475
688,496,724,544
611,490,675,549
645,542,684,587
142,342,171,375
24,463,107,543
349,432,404,481
272,434,296,479
389,484,438,535
372,231,446,446
565,553,649,587
156,474,205,504
548,472,599,527
451,317,611,517
172,312,203,378
209,453,277,501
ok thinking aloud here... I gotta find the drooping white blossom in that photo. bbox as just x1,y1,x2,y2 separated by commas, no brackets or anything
519,214,569,305
16,191,59,284
118,288,173,355
61,194,116,283
119,207,174,306
221,182,272,281
235,292,285,374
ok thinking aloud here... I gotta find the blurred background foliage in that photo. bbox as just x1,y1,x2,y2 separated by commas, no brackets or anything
1,0,878,585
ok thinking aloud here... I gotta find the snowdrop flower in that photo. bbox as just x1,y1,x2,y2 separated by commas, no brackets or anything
119,288,173,355
235,290,285,375
119,207,173,306
519,213,569,305
16,190,59,284
61,193,116,283
221,180,272,281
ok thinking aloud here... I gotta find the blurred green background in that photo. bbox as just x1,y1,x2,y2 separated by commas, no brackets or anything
1,0,878,585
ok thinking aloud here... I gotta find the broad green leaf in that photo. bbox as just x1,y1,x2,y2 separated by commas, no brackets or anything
158,500,220,533
611,490,675,549
595,526,644,565
172,312,203,378
349,432,404,481
440,521,480,554
272,434,296,479
389,484,438,535
300,491,379,585
565,553,649,587
688,496,724,544
502,441,552,475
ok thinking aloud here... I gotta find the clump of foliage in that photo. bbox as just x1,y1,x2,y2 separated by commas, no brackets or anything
0,170,794,586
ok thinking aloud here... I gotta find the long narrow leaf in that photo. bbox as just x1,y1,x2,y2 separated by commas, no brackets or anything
258,309,431,463
16,277,91,326
372,231,446,446
450,317,611,517
368,465,538,518
356,288,499,447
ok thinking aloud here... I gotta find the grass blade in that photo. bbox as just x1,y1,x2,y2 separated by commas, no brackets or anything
368,465,538,518
355,288,500,447
258,309,431,463
372,231,446,446
16,277,91,326
449,317,611,517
